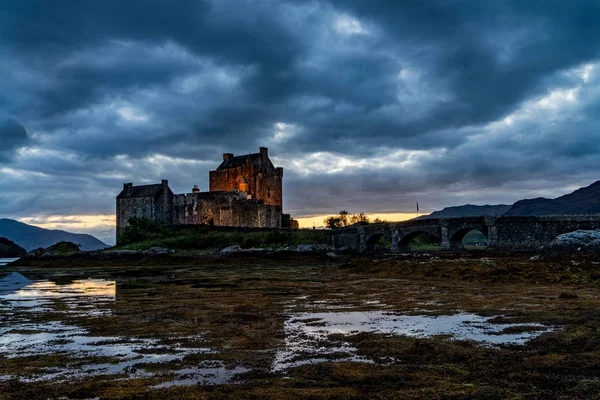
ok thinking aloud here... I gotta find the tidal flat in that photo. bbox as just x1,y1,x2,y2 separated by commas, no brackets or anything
1,252,600,399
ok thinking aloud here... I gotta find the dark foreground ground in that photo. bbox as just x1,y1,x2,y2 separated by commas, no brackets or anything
2,252,600,399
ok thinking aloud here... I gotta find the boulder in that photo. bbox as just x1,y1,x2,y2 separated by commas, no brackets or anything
296,244,315,252
146,246,174,255
296,244,336,252
220,245,241,254
101,249,142,256
546,230,600,252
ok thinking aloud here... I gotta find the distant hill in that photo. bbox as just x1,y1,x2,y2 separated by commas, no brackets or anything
419,204,512,219
0,219,108,251
0,237,26,257
505,180,600,216
420,180,600,220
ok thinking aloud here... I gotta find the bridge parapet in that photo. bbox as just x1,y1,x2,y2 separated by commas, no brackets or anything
329,215,600,252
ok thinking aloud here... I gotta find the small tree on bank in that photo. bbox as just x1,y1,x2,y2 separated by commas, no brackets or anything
324,211,377,229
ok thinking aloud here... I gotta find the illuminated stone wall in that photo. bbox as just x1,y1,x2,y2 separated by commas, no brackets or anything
209,148,283,207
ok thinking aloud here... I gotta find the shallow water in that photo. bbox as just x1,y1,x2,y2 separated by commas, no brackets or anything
0,272,216,384
274,310,551,369
1,270,553,386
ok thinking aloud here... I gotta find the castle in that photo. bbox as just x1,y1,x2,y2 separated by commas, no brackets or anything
116,147,284,242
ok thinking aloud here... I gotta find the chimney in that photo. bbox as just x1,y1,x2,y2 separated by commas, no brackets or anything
259,147,268,159
192,185,200,193
123,182,133,189
223,153,234,161
161,179,168,186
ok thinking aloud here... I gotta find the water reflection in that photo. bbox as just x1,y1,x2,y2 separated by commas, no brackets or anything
0,272,214,384
274,311,551,370
12,278,116,298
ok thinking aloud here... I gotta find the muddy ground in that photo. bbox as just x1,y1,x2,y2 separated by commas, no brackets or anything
1,252,600,399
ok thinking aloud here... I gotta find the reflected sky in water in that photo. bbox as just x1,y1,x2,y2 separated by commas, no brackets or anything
274,310,552,370
10,277,115,298
0,272,214,384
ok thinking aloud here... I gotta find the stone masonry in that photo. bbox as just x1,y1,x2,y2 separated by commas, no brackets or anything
209,147,283,207
116,148,283,242
330,215,600,252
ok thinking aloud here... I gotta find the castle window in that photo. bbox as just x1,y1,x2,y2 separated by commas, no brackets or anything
267,186,271,198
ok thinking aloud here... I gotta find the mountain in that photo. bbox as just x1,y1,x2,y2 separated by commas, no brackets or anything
0,237,27,257
419,204,512,219
420,180,600,220
0,219,108,251
505,180,600,216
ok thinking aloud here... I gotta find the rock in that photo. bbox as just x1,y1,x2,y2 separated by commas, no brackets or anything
297,244,335,252
146,247,174,255
296,244,315,252
547,230,600,252
529,255,541,261
101,249,141,256
220,245,241,254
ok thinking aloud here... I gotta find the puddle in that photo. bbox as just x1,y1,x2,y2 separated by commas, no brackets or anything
274,311,551,370
151,363,249,388
0,272,235,385
0,258,19,266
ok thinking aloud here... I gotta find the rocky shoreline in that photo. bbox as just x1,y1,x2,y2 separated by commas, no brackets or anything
7,228,600,269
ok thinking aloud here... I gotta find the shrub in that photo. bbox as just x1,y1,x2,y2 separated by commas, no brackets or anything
118,217,167,246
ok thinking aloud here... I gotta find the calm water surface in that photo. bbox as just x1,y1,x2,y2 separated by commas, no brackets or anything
0,271,227,384
0,269,553,386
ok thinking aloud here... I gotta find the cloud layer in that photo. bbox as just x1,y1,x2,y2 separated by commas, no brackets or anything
1,0,599,243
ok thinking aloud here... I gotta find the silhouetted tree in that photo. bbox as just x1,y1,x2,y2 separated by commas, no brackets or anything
324,216,343,229
339,210,349,227
372,217,388,224
349,212,370,226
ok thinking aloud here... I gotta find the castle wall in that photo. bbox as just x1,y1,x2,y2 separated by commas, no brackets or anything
117,148,285,242
116,196,155,239
172,192,281,228
209,164,283,207
116,181,173,242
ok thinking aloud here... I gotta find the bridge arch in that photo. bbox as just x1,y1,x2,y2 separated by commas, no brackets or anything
448,227,488,251
364,232,391,252
331,216,600,253
397,231,441,252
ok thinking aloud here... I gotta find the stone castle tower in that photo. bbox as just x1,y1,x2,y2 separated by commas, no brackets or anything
209,147,283,206
116,147,284,243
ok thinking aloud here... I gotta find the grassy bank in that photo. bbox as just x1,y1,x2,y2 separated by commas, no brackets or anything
117,220,327,251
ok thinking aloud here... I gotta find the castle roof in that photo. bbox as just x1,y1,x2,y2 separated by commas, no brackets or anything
117,183,171,199
216,153,274,170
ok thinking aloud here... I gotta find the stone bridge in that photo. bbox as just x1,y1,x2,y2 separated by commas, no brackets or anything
330,215,600,252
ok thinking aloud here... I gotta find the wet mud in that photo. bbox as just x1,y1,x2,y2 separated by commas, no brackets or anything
1,253,599,399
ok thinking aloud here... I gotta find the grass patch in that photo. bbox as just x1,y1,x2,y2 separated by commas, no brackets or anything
117,228,326,251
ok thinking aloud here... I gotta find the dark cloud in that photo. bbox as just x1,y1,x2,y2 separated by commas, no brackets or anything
0,0,599,243
0,119,29,161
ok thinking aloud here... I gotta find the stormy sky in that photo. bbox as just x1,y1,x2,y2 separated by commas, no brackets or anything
1,0,600,244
